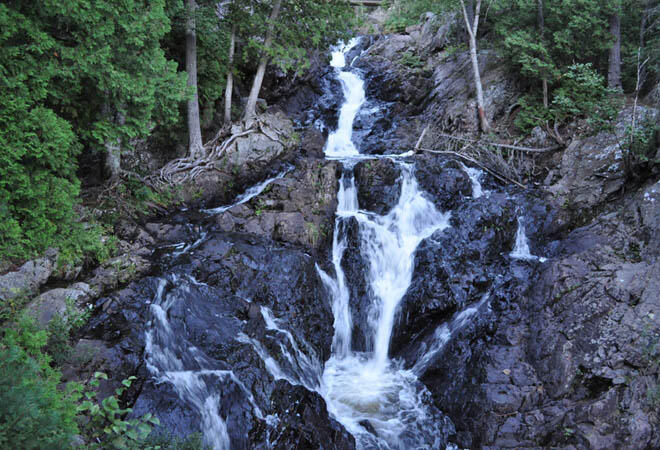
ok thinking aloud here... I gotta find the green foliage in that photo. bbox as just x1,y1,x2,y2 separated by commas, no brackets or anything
622,116,660,178
1,314,173,449
514,63,620,132
384,0,449,32
45,298,91,366
76,372,161,449
399,51,425,69
242,0,355,74
145,432,206,449
0,315,79,449
0,289,32,323
489,0,648,132
0,1,185,264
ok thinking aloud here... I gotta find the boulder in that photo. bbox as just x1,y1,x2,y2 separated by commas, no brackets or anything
27,282,92,327
173,112,297,206
0,248,58,302
549,106,658,213
212,159,338,250
354,159,402,214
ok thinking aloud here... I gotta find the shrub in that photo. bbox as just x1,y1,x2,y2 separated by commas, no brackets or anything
514,63,620,133
0,315,79,449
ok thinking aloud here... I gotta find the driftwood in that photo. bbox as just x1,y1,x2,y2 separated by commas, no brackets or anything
432,132,562,153
415,125,430,151
417,147,526,189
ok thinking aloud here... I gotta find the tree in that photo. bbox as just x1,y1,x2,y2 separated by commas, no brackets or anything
224,25,236,125
0,0,185,261
186,0,205,158
460,0,490,132
538,0,549,107
244,0,283,122
608,1,623,90
241,0,353,123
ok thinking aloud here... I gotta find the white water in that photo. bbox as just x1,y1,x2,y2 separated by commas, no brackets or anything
145,276,263,450
237,306,323,391
202,168,291,215
510,216,547,262
460,163,487,198
413,294,490,375
325,38,366,158
318,40,453,449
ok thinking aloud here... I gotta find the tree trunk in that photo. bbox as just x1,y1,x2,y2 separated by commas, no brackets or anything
464,0,475,34
608,11,622,91
186,0,205,158
104,141,121,181
102,102,123,181
460,0,490,133
538,0,548,108
244,0,282,123
224,25,236,125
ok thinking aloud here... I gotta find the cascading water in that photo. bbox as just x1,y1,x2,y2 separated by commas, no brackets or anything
133,36,550,450
144,275,264,450
510,216,547,262
325,39,366,159
316,39,454,449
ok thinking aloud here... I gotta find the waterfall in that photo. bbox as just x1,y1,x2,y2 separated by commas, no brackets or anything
315,38,454,449
325,38,366,158
510,216,547,262
143,37,509,449
202,167,292,215
460,163,487,198
144,275,265,450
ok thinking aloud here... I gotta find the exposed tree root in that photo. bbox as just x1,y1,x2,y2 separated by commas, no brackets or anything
154,116,285,186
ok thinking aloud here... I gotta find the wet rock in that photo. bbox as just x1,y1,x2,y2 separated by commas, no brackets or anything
82,230,346,447
355,36,432,108
414,156,471,210
301,127,326,158
339,218,372,352
354,159,402,214
87,253,151,297
212,159,338,250
423,201,660,448
0,248,58,302
264,380,355,449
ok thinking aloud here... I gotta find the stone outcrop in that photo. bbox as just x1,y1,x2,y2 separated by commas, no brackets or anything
213,159,338,250
549,106,659,214
175,112,298,205
0,248,58,302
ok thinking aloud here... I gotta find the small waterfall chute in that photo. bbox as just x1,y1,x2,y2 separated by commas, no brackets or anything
510,216,547,262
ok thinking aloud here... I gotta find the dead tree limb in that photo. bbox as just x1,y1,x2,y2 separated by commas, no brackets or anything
417,147,527,189
433,132,562,153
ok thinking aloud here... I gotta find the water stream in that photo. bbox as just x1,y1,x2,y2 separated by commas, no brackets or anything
138,37,550,450
316,38,454,449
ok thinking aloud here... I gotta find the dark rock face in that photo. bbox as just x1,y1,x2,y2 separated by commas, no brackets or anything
339,218,372,353
390,173,551,360
549,106,658,214
265,381,355,449
414,156,472,210
414,190,660,449
81,232,352,448
354,159,402,214
212,159,338,250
